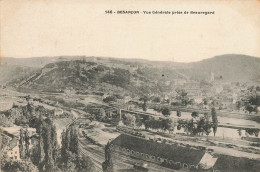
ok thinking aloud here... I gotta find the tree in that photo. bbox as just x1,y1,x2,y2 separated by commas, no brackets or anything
61,130,67,163
246,105,254,114
43,123,55,171
76,155,96,172
153,97,161,103
204,113,210,121
189,99,195,106
61,125,80,164
142,102,147,112
254,106,259,114
162,107,171,117
176,110,181,118
38,126,45,171
254,129,259,137
61,126,95,172
186,119,196,135
203,113,212,139
35,118,58,172
2,160,39,172
236,101,242,110
203,98,209,105
161,118,175,133
103,96,116,103
51,125,59,163
211,108,218,136
176,89,189,106
203,119,212,140
191,111,199,118
140,96,148,103
196,117,206,135
237,129,242,136
69,125,79,156
249,95,260,106
135,115,143,128
24,127,30,159
96,108,106,121
102,142,113,172
177,124,182,130
65,127,71,154
123,114,136,127
27,102,33,116
19,128,24,159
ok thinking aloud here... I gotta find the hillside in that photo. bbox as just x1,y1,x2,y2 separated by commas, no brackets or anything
7,60,184,96
184,54,260,82
0,65,38,85
3,54,260,95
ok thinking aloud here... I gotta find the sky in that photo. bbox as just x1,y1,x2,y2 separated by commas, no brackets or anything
1,0,260,62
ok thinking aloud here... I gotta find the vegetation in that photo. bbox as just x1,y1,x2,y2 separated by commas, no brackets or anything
103,96,116,103
176,89,189,106
96,108,106,121
2,159,39,172
191,112,199,118
141,96,148,112
142,102,147,112
123,114,136,127
61,125,95,172
177,116,213,137
2,55,260,172
24,128,30,159
19,129,25,159
176,110,181,118
211,108,218,136
102,142,113,172
162,107,171,117
144,118,174,133
101,68,131,88
35,118,59,172
245,128,260,137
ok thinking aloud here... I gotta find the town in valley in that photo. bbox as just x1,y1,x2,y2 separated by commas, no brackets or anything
0,54,260,172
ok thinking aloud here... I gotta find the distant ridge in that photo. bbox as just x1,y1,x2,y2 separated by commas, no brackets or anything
185,54,260,82
1,54,260,91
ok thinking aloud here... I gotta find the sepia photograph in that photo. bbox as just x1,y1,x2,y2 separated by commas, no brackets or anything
0,0,260,171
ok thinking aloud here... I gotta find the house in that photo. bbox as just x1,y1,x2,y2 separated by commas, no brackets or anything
213,154,260,172
110,134,216,171
6,138,20,161
194,96,203,104
1,133,20,161
54,108,64,116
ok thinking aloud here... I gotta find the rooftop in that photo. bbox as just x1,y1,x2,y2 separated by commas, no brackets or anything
214,154,260,172
111,134,206,165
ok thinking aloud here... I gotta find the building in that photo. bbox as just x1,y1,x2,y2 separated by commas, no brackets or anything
6,139,20,161
213,154,260,172
110,134,217,171
54,108,64,116
1,132,20,161
2,128,37,161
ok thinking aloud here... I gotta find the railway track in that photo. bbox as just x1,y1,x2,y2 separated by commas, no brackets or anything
78,133,176,171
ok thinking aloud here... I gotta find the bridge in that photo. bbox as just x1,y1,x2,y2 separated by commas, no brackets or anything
103,105,260,130
104,105,164,120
